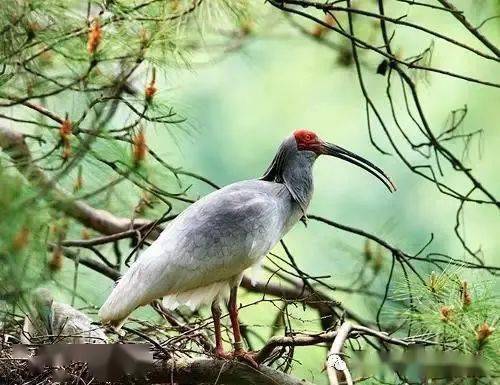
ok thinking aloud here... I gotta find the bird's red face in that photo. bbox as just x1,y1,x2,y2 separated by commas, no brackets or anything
293,129,322,153
292,128,396,192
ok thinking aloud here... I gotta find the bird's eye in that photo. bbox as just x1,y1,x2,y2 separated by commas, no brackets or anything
304,134,312,141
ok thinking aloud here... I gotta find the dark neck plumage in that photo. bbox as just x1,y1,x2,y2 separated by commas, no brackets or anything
261,137,316,213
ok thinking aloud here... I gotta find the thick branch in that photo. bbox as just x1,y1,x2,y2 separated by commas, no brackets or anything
148,357,315,385
256,322,420,363
0,125,153,235
328,322,353,385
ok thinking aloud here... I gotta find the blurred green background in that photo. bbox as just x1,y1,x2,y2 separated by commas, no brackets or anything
3,0,498,383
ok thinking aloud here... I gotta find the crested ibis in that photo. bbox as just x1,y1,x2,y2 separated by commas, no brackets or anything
22,288,107,344
99,129,395,365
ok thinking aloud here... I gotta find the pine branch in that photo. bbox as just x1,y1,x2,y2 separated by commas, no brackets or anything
0,125,153,235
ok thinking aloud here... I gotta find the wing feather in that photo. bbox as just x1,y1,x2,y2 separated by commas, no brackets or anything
99,181,288,324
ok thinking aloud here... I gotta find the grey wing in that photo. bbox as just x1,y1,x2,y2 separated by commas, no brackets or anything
98,180,291,322
129,182,285,298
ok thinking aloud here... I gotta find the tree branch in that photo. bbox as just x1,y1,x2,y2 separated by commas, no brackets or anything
0,125,154,235
255,321,425,364
148,357,315,385
436,0,500,58
328,322,353,385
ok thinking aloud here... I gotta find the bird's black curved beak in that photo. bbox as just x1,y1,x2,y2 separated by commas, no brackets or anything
320,142,396,192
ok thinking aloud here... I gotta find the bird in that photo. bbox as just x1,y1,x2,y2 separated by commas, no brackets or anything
21,288,107,344
99,129,395,365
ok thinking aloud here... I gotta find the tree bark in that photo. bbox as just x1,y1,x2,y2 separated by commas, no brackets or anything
148,357,316,385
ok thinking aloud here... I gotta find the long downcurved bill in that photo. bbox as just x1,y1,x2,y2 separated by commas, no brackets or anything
321,142,397,193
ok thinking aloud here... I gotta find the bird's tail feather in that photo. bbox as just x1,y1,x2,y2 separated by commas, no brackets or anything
98,274,148,330
162,280,230,311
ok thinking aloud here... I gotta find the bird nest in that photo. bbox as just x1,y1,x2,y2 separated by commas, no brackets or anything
0,349,93,385
0,343,137,385
0,345,117,385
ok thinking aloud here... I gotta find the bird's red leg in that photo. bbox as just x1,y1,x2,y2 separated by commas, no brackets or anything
211,300,230,359
228,286,258,367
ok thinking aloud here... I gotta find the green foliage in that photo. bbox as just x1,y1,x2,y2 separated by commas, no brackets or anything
395,269,499,378
0,164,51,306
0,0,254,224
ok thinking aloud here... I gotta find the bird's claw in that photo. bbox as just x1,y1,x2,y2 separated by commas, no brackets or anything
105,324,125,337
214,348,232,360
214,348,259,368
233,349,259,368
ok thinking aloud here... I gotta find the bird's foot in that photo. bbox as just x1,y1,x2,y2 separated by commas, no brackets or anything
214,347,232,360
232,348,259,368
104,324,125,338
